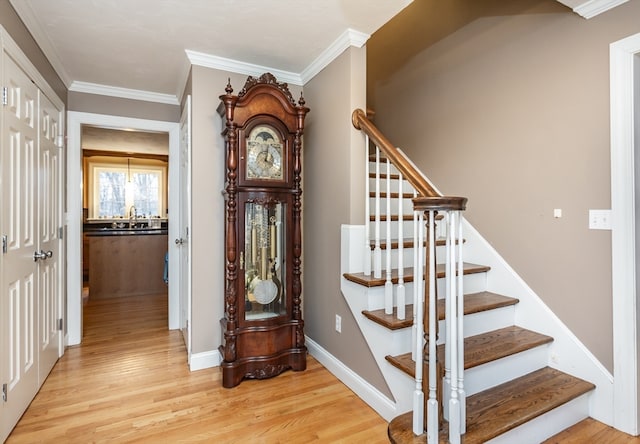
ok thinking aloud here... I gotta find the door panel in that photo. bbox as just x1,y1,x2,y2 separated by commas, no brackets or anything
178,95,192,355
38,91,62,380
1,54,40,440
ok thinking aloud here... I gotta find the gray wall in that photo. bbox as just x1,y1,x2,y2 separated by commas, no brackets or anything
188,66,303,356
303,46,391,396
371,0,640,372
68,92,180,122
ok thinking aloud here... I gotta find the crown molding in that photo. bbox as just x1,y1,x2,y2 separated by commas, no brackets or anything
300,28,370,84
69,81,179,105
186,50,303,86
573,0,629,18
186,27,370,87
9,0,72,87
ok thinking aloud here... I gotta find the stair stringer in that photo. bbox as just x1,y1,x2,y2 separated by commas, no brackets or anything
459,218,614,426
341,278,415,419
340,223,423,420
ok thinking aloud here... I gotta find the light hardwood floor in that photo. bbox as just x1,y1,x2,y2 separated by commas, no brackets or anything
6,292,388,443
7,291,640,443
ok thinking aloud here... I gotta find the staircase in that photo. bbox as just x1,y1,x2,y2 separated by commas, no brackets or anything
341,109,599,443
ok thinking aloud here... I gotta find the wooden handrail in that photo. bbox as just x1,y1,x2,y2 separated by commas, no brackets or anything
352,108,440,198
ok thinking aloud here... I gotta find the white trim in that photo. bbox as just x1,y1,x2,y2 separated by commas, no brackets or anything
186,27,370,87
69,81,179,105
574,0,630,18
66,112,180,345
610,31,640,435
300,28,370,84
306,336,395,421
189,349,221,372
185,50,303,86
8,0,72,87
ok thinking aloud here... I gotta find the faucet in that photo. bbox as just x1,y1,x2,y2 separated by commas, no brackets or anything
129,206,137,228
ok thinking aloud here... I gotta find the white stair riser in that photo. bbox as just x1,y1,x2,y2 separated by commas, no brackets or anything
458,306,516,339
369,178,416,194
391,345,551,412
485,394,591,444
362,273,490,313
368,246,478,280
463,345,550,396
369,197,415,215
369,220,448,240
369,161,403,177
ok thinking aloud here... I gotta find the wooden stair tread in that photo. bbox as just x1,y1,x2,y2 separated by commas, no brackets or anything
369,191,415,199
371,237,463,250
385,325,552,377
369,172,401,180
343,262,490,287
388,367,595,444
363,292,518,330
369,214,415,222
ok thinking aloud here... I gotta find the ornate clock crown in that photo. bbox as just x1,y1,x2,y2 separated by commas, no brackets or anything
238,72,296,105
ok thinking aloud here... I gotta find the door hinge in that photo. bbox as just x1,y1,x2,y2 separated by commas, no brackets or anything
2,235,7,254
57,318,63,331
59,226,64,240
2,87,7,106
2,383,7,402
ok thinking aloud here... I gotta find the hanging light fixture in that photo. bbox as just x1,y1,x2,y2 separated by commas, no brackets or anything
125,157,136,213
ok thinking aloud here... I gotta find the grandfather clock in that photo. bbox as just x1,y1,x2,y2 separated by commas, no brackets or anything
219,73,309,388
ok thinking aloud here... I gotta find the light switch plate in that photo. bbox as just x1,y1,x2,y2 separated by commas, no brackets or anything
589,209,612,230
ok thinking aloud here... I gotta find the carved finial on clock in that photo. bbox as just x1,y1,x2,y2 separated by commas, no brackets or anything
239,72,295,105
298,93,306,107
225,78,233,95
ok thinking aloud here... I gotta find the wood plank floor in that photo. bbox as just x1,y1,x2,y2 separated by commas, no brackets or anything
6,292,640,443
6,293,388,443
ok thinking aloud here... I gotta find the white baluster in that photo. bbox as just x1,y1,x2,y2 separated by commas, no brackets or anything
385,159,393,314
443,212,452,416
456,212,466,435
364,135,371,276
448,211,460,444
411,197,418,362
373,147,382,279
426,210,438,444
413,211,425,436
397,172,405,320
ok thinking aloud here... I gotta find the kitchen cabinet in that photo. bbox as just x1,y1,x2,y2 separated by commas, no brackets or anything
86,230,168,298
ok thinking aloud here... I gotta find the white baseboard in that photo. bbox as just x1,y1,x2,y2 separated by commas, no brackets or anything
306,336,397,421
190,349,222,371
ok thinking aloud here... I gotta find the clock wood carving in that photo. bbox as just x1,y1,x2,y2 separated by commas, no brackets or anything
219,73,309,388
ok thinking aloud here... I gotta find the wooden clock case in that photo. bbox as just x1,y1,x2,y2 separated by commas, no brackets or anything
218,73,309,388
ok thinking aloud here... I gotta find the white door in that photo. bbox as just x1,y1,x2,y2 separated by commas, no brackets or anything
178,95,192,356
37,91,63,380
0,54,40,441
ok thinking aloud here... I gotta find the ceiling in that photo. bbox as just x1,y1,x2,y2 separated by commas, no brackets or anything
9,0,413,104
9,0,626,106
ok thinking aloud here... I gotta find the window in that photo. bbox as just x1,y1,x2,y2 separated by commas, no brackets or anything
88,159,167,219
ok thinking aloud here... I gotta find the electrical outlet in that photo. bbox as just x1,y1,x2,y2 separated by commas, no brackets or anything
335,314,342,333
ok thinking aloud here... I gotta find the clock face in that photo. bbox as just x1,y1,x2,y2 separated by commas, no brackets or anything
246,125,284,180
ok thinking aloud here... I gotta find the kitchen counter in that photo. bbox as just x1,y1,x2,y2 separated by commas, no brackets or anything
85,228,168,237
87,231,168,299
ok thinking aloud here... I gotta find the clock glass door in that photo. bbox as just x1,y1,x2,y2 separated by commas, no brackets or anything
243,199,286,320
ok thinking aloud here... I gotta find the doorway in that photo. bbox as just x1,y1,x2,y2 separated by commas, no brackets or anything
67,112,181,345
610,31,640,435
